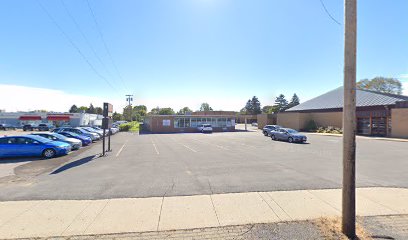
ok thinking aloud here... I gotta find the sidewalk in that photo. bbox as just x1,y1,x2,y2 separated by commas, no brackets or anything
306,132,408,142
0,187,407,239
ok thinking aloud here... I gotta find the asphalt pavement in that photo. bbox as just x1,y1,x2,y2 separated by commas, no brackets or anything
0,129,407,200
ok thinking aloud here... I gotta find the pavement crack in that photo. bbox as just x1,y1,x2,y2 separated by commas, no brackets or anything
83,199,110,234
257,192,282,221
157,181,176,231
208,179,221,226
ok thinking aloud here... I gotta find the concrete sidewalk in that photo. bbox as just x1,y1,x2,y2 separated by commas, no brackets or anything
0,187,407,239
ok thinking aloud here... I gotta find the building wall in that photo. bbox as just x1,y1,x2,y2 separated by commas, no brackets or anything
308,112,343,128
277,112,306,130
236,114,257,123
391,108,408,138
257,114,276,129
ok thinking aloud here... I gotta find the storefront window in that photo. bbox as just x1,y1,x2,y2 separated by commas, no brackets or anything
191,118,197,127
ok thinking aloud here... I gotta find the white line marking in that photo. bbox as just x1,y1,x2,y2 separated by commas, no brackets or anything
192,138,228,150
181,143,197,152
116,141,127,157
151,139,160,155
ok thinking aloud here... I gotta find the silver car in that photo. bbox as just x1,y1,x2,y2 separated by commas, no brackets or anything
270,128,307,143
262,125,281,136
31,132,82,150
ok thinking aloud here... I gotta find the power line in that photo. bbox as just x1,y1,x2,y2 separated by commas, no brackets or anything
86,0,128,90
36,0,121,95
319,0,341,26
60,0,123,92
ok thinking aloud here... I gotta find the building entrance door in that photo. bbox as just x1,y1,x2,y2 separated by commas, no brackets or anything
371,117,387,136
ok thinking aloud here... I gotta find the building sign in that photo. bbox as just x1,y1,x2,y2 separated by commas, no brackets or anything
163,119,171,126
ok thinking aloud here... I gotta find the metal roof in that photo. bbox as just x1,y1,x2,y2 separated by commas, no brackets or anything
286,87,408,112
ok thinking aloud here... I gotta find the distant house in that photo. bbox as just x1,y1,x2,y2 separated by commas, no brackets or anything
277,87,408,138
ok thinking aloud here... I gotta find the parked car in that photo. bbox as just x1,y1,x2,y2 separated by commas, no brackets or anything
0,123,17,130
262,125,281,136
79,127,104,137
251,122,258,127
270,128,307,143
197,124,213,133
0,135,71,158
23,124,35,131
31,132,82,150
38,123,53,131
55,127,100,141
57,131,92,146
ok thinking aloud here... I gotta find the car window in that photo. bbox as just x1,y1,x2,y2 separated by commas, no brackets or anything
0,138,9,144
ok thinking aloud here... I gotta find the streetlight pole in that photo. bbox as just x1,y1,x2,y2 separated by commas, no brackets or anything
342,0,357,238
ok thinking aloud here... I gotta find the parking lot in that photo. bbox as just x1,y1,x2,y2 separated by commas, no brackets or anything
0,128,407,201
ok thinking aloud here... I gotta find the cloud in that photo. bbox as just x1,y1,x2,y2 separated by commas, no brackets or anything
403,82,408,96
0,84,125,113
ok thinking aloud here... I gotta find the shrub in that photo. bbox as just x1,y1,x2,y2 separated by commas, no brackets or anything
119,121,140,132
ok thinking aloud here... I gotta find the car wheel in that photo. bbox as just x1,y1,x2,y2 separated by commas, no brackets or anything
42,149,56,158
271,135,276,141
288,137,293,143
263,131,268,136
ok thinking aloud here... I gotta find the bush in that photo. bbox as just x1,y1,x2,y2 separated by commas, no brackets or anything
119,121,140,132
316,126,342,134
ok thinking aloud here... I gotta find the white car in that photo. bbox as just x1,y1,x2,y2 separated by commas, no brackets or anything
197,124,213,133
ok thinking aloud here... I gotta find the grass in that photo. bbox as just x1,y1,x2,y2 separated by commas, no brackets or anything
119,121,140,132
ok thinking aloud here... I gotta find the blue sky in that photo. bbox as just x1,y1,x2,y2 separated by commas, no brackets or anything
1,0,407,112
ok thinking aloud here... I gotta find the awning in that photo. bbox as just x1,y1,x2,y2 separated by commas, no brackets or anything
47,115,70,121
19,116,41,121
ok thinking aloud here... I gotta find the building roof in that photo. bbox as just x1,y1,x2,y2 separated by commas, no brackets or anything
286,87,408,112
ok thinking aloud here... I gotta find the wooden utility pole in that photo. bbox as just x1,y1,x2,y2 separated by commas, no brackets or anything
342,0,357,238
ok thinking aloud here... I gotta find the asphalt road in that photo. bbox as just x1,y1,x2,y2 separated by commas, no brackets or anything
0,129,407,201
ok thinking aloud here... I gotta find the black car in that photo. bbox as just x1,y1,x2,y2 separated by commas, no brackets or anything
23,124,34,131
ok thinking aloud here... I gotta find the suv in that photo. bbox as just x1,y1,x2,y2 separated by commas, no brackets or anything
262,125,281,136
197,124,213,133
38,123,52,131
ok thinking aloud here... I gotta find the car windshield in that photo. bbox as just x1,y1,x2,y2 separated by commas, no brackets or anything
51,133,69,140
203,124,211,127
287,129,298,134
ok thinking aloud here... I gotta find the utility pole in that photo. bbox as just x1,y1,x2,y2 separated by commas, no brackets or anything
342,0,357,238
125,94,133,106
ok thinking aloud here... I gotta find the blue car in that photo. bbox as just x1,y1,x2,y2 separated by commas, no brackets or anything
0,135,71,158
57,131,92,146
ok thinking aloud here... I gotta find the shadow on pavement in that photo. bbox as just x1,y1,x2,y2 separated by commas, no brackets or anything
50,155,97,175
0,157,43,164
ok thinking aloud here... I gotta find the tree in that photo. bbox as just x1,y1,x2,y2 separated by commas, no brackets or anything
123,105,133,121
242,96,262,114
262,105,274,114
177,107,193,115
112,112,123,121
149,107,160,115
158,107,175,115
86,104,96,114
95,107,103,115
199,103,213,111
78,106,88,113
250,96,261,114
132,105,147,121
69,105,78,113
287,93,300,109
357,77,402,94
273,94,288,112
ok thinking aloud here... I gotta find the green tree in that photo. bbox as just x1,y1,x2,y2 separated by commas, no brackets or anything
199,103,213,111
273,94,288,112
262,105,274,114
112,112,123,121
250,96,261,114
69,105,78,113
357,77,403,94
149,107,160,115
95,107,103,115
287,93,300,109
123,105,133,121
132,105,147,121
86,104,96,114
158,107,175,115
78,106,88,113
177,107,193,115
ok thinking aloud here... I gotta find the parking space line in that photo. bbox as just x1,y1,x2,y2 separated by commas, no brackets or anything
171,138,197,153
151,139,160,155
116,140,128,157
192,138,228,150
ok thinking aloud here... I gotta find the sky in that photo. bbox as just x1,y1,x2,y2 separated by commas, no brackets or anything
0,0,407,113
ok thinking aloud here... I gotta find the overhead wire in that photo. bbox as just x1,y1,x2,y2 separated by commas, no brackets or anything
36,0,121,96
319,0,341,26
60,0,124,92
86,0,129,91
